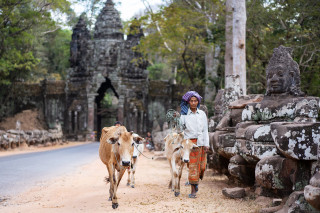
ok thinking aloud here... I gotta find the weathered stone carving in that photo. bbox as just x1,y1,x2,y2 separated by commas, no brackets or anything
70,14,91,70
229,46,319,193
211,45,320,210
265,46,303,96
66,0,149,138
209,75,262,182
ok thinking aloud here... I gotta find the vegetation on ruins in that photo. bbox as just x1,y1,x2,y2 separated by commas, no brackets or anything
0,0,320,120
131,0,320,98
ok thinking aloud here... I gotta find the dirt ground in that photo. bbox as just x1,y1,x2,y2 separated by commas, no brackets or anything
0,109,47,131
0,146,271,213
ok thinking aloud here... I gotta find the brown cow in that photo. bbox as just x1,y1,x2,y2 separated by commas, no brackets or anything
164,132,197,197
99,125,136,209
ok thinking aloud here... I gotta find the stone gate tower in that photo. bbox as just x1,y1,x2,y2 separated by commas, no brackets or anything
66,0,148,139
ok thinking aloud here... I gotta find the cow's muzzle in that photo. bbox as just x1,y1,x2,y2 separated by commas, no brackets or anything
183,159,189,163
122,161,130,166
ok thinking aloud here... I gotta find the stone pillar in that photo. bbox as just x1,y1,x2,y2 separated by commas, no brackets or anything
86,94,96,141
74,111,78,133
68,110,72,134
133,106,138,133
117,95,124,124
140,110,144,134
87,94,96,132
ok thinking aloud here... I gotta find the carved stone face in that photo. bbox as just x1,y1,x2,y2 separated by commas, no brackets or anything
266,65,290,94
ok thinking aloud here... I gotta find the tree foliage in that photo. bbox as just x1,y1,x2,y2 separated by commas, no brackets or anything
136,0,320,97
0,0,73,86
135,2,210,88
1,0,320,101
246,0,320,96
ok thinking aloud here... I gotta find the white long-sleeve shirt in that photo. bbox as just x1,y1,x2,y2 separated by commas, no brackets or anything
180,108,209,147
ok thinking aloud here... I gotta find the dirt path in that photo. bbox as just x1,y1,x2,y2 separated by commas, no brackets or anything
0,149,269,213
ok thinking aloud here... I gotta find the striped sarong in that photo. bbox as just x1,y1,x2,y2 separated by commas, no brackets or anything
188,139,207,184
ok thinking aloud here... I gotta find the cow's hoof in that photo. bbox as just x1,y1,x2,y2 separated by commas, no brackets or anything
174,192,180,197
126,183,130,186
112,203,119,209
108,197,112,201
131,185,135,188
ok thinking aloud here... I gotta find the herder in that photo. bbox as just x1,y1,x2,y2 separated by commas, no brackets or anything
180,91,209,198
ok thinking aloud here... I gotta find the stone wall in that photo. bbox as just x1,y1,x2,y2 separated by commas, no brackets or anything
1,0,204,143
0,128,64,151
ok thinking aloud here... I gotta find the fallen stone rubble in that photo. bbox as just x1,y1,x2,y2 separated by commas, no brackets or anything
0,129,64,151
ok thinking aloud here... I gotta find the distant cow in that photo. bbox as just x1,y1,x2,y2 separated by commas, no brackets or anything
99,126,138,209
164,132,197,197
127,133,144,188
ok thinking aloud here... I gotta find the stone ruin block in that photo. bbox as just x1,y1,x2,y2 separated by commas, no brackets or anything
228,154,255,185
0,128,64,151
271,122,320,160
255,156,297,191
277,191,317,213
304,172,320,210
209,45,320,210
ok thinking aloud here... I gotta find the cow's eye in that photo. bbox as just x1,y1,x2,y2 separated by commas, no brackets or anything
132,142,134,146
117,141,120,146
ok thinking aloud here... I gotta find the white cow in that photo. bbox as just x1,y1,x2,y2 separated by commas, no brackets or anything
164,132,197,197
127,133,144,188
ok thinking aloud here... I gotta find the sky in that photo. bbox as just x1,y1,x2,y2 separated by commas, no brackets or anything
71,0,164,22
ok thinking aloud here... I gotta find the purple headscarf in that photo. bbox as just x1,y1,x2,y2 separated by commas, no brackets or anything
180,91,202,115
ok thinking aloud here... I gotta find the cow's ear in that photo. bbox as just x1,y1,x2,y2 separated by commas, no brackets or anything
107,137,118,144
134,136,144,144
107,131,121,144
178,131,184,137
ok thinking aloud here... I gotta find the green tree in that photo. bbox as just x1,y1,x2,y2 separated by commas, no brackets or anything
135,2,209,88
246,0,320,97
34,29,72,81
0,0,73,85
0,0,73,119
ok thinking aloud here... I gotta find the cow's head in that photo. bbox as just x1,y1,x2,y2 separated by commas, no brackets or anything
179,139,198,163
132,133,145,158
108,131,134,166
172,132,184,144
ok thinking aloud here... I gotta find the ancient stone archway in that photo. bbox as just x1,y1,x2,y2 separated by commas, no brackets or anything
66,0,149,139
94,77,118,137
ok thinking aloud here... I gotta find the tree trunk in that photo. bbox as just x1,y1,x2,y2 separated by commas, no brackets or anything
205,44,220,102
225,0,233,87
232,0,247,95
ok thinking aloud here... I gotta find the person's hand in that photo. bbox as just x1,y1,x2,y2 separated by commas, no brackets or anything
204,146,210,152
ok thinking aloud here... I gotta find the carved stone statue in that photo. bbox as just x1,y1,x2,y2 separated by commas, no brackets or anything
265,46,303,96
231,46,319,193
211,46,320,211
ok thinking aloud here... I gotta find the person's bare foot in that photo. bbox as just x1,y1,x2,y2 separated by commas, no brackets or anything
189,184,197,198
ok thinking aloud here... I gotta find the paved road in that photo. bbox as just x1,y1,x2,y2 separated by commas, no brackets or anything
0,142,100,197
